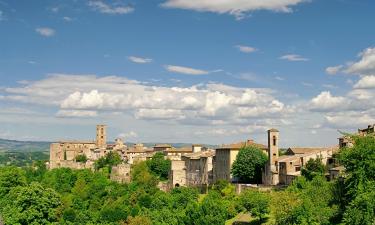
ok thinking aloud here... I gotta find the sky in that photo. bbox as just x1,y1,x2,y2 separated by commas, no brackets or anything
0,0,375,147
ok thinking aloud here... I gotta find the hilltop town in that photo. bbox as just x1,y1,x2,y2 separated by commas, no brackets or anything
49,124,375,191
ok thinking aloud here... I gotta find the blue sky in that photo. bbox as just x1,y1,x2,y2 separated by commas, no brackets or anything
0,0,374,147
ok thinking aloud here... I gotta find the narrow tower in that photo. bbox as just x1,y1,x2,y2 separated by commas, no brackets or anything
268,128,279,170
96,125,107,148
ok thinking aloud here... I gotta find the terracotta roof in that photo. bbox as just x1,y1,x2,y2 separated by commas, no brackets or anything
278,155,300,162
182,150,215,159
268,128,279,132
165,146,192,153
153,144,173,148
287,146,338,155
56,140,95,144
217,140,267,150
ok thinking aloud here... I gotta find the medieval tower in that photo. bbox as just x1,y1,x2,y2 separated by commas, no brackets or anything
96,124,107,148
262,128,280,185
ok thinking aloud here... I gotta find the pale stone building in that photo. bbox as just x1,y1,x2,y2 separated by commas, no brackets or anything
214,140,267,182
49,125,126,170
169,146,215,190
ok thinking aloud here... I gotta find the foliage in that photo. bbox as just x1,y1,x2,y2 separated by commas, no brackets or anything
239,189,270,221
272,176,339,225
146,152,171,180
231,146,268,183
0,166,27,197
0,151,49,167
0,182,61,224
75,154,88,163
339,135,375,224
94,151,122,172
301,157,325,180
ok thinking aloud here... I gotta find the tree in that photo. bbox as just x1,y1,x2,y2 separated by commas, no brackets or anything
301,157,325,180
75,154,88,163
240,189,270,221
231,146,268,183
0,182,61,224
147,152,171,180
0,166,27,197
339,135,375,224
94,151,122,173
122,215,152,225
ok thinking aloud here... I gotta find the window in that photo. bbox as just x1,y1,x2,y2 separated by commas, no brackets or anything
290,162,293,165
273,136,277,146
295,166,301,172
273,153,277,156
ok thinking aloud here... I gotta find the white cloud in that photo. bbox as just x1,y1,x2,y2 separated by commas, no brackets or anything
235,45,257,53
88,1,134,15
35,27,55,37
310,91,346,112
1,74,292,125
128,56,152,64
353,75,375,89
164,65,210,75
345,47,375,75
325,65,343,75
161,0,306,19
118,131,138,139
63,16,73,22
275,76,284,81
279,54,309,61
56,110,98,118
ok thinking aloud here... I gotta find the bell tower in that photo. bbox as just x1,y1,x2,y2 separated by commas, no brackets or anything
268,128,279,170
96,125,107,148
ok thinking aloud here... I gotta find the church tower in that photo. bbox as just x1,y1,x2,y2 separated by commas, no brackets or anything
96,125,107,148
262,128,279,185
268,128,279,170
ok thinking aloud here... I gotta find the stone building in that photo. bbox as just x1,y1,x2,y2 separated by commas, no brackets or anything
169,146,215,190
214,140,267,182
49,125,126,170
339,124,375,148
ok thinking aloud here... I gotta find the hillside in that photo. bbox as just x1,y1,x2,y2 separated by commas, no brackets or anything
0,139,50,152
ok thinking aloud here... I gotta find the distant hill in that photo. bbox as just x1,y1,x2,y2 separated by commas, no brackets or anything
0,139,217,153
0,139,50,152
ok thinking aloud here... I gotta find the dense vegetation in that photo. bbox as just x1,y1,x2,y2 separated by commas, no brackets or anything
231,146,268,183
0,135,373,224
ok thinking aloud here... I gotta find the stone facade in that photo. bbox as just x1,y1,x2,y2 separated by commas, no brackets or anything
110,163,131,183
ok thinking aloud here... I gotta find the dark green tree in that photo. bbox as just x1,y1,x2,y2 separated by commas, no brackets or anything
0,182,61,224
0,166,27,197
240,189,270,221
301,157,325,180
231,146,268,183
147,152,171,180
75,154,88,163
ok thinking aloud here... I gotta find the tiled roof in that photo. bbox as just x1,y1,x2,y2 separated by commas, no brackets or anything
216,140,267,150
287,146,338,155
183,150,215,159
56,140,95,144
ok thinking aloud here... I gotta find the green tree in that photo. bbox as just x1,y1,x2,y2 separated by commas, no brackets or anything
0,166,27,197
0,182,61,224
231,146,268,183
301,157,325,180
240,189,270,221
339,135,375,224
147,152,171,180
94,151,122,173
75,154,88,163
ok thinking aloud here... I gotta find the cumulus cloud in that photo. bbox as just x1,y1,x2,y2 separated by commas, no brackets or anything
310,91,346,112
344,47,375,75
161,0,306,19
35,27,55,37
56,110,98,118
164,65,210,75
118,131,138,139
325,65,343,75
1,74,293,124
235,45,257,53
88,1,134,15
353,75,375,89
279,54,309,61
128,56,152,64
